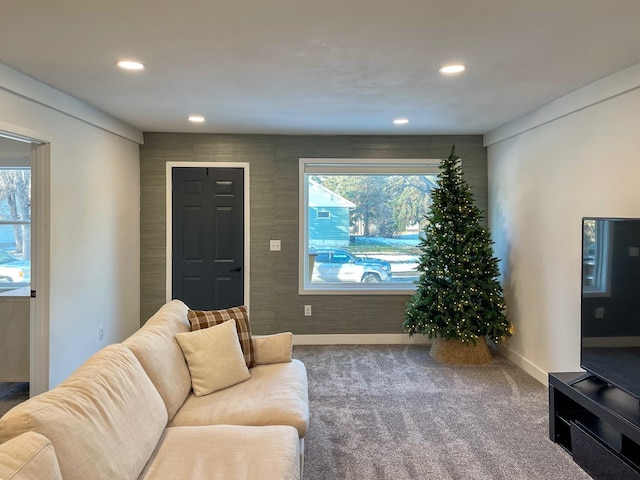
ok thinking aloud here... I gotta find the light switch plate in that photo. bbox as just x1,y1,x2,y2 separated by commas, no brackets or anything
270,240,281,251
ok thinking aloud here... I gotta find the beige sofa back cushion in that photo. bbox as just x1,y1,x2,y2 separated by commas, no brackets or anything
0,344,167,480
123,299,192,419
253,333,293,365
0,431,62,480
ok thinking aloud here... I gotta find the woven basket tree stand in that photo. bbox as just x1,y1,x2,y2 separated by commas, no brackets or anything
429,336,492,365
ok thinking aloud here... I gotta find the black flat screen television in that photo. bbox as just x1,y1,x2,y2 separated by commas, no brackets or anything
580,217,640,399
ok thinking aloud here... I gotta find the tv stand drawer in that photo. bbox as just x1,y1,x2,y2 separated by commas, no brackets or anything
571,421,640,480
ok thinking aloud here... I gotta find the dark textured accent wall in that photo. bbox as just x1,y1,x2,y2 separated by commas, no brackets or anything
140,133,487,335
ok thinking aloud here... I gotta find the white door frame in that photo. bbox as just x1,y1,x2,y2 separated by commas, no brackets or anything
0,122,51,397
30,143,50,396
165,162,250,310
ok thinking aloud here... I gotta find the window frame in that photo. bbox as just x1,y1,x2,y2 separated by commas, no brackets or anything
298,158,440,295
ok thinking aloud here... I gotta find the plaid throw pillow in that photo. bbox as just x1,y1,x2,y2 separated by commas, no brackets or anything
187,306,255,368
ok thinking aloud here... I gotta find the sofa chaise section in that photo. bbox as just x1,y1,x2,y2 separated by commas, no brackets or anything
139,425,300,480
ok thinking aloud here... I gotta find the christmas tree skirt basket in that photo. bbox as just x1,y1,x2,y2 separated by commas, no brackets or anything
429,336,492,365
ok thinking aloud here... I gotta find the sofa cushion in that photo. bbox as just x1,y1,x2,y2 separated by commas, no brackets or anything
0,344,167,480
175,319,251,396
0,431,62,480
138,425,300,480
187,305,256,367
123,300,192,419
169,359,309,438
253,332,293,365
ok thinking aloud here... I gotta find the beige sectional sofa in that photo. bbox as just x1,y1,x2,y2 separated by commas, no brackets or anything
0,300,309,480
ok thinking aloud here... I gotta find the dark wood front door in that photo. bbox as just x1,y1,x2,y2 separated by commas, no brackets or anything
172,167,244,310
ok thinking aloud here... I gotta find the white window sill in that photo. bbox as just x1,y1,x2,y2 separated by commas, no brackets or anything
0,286,31,297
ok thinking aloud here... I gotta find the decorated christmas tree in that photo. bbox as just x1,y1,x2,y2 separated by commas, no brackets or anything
403,146,511,348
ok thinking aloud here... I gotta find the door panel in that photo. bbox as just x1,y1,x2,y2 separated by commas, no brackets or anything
214,276,235,305
182,206,203,260
172,167,244,310
214,206,235,260
181,276,203,305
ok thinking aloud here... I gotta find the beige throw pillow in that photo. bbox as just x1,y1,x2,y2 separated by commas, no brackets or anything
175,320,251,396
253,332,294,365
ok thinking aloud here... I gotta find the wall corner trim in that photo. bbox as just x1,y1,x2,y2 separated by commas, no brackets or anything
484,62,640,147
0,63,143,144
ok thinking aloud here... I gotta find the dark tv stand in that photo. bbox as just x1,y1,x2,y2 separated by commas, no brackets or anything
549,372,640,479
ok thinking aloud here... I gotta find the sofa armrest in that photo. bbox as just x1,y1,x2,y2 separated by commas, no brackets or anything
252,332,293,365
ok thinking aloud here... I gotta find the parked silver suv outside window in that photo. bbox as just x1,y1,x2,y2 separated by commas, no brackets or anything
311,248,392,283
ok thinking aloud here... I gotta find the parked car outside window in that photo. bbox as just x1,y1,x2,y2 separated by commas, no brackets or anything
0,250,29,283
311,248,392,283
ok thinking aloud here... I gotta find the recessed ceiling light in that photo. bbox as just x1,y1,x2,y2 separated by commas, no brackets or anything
188,115,205,123
439,64,466,75
116,60,144,71
393,118,410,125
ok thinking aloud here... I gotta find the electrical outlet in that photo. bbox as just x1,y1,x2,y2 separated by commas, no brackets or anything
98,325,104,341
595,307,604,319
270,240,281,251
304,305,312,316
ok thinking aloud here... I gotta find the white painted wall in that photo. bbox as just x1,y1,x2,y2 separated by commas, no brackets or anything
485,63,640,384
0,64,142,389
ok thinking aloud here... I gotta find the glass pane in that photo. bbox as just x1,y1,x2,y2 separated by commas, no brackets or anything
0,224,30,284
0,168,31,285
583,219,611,295
306,174,438,287
583,219,596,288
0,168,31,222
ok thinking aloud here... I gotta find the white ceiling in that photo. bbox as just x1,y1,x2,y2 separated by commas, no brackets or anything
2,0,640,135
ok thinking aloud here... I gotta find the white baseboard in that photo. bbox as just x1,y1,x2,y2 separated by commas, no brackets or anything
495,344,548,385
293,336,548,386
293,334,431,345
0,376,29,383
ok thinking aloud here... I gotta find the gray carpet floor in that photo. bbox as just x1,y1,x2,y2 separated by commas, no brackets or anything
0,382,29,418
294,345,592,480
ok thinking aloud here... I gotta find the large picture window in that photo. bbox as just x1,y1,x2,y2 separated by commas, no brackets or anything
299,158,440,294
